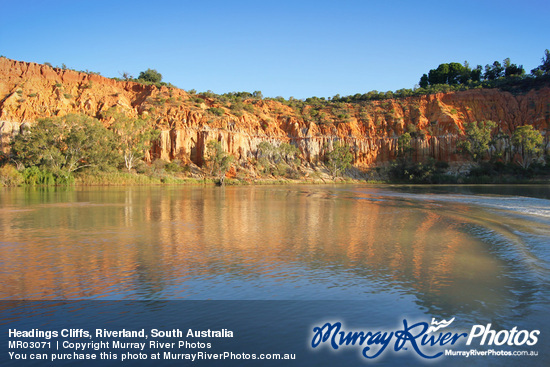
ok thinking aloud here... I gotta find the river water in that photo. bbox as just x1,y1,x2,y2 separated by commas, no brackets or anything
1,184,548,365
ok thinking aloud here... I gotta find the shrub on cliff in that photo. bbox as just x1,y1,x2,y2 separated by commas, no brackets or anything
138,69,162,83
208,107,225,116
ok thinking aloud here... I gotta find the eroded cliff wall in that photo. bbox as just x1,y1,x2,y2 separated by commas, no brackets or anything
1,57,549,167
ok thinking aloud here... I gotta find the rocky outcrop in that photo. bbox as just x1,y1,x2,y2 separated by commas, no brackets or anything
1,57,549,167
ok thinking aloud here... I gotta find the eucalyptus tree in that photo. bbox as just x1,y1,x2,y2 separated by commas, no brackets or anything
512,125,543,169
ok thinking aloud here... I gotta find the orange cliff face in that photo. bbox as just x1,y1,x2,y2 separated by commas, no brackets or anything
1,57,549,167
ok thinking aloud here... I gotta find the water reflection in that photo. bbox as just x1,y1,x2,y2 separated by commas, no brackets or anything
0,186,548,324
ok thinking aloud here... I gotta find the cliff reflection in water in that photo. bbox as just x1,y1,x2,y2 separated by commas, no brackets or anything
0,186,533,317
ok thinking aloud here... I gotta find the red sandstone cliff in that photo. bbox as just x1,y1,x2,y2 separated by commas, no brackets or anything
1,57,549,167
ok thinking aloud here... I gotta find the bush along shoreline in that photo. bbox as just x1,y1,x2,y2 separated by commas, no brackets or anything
0,113,548,187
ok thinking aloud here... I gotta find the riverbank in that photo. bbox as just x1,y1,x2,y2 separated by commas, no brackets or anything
72,171,367,186
1,162,549,187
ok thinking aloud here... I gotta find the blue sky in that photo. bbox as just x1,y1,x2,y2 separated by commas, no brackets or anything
1,0,548,99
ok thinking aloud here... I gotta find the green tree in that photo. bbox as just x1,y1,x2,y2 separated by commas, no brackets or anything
397,132,414,158
457,121,496,163
278,142,301,168
206,140,234,184
108,111,159,172
428,63,449,85
11,114,119,175
325,141,353,178
425,62,470,86
419,74,429,89
257,141,279,163
255,142,301,177
503,58,525,77
138,69,162,83
531,49,550,76
471,65,483,82
484,61,504,80
512,125,543,169
255,142,277,174
120,71,133,81
447,62,466,84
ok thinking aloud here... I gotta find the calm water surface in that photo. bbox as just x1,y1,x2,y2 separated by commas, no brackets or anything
0,184,549,364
